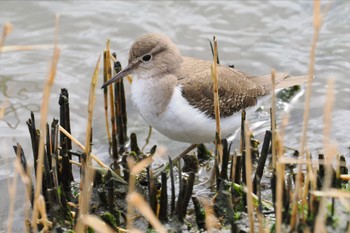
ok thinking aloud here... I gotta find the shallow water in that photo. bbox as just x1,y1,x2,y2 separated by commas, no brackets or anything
0,1,349,231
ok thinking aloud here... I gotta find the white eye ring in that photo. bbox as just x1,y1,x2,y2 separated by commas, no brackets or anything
141,54,152,62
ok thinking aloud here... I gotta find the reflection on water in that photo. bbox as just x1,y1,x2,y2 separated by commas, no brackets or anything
0,1,349,231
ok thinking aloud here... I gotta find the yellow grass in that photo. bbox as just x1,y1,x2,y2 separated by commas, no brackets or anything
290,0,323,228
0,44,53,52
314,78,336,233
0,22,13,49
103,40,112,147
31,15,60,231
76,215,116,233
76,55,101,233
244,122,255,233
127,192,167,233
211,36,223,165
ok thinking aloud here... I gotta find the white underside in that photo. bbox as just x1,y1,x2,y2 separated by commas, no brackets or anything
131,77,250,143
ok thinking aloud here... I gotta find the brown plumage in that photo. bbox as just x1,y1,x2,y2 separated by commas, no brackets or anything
179,57,305,118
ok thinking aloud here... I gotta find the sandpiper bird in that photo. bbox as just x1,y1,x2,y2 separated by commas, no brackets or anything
102,33,308,143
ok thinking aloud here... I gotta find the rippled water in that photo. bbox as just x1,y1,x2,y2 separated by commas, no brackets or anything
0,1,349,231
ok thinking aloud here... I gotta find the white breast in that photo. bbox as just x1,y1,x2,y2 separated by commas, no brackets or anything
131,77,242,143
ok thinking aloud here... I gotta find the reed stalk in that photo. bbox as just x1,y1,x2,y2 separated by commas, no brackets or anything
290,1,323,228
103,40,112,149
0,22,12,51
0,44,53,52
31,15,60,231
127,192,167,233
211,36,223,166
6,149,20,233
199,198,220,232
275,133,285,233
244,121,254,233
106,40,118,159
270,70,276,169
126,155,156,231
75,55,101,233
75,215,116,233
314,78,336,233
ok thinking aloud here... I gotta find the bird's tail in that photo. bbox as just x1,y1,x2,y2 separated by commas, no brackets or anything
250,73,312,94
275,74,312,89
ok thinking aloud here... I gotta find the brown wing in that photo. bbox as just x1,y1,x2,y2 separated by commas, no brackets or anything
179,57,266,119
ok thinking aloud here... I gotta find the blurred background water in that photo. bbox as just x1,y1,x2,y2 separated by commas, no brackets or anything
0,1,349,231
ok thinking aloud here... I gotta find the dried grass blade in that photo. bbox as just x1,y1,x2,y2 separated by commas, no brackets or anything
211,36,222,165
244,121,254,233
127,192,167,233
31,15,60,231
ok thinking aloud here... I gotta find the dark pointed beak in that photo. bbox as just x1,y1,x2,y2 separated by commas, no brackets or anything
101,63,134,89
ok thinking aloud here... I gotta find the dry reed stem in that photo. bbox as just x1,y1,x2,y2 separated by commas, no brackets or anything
68,159,82,167
106,40,117,157
0,44,53,52
6,153,20,233
270,69,276,169
290,1,323,228
59,125,127,183
0,22,13,49
31,15,60,231
340,175,350,180
130,156,153,175
199,198,220,232
275,133,285,233
75,164,96,233
127,192,166,233
306,149,317,190
37,195,51,231
0,100,9,118
257,211,266,233
12,156,33,232
211,36,222,165
76,55,101,233
59,125,105,167
244,121,254,233
84,55,101,162
126,154,156,230
103,41,112,147
7,151,33,233
311,189,350,199
314,78,336,233
76,215,116,233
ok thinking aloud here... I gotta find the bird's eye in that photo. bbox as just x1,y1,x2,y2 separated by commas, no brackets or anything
141,54,152,62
